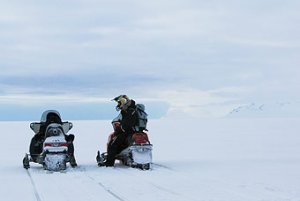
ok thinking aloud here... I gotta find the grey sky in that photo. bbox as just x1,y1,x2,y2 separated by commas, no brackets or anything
1,0,300,119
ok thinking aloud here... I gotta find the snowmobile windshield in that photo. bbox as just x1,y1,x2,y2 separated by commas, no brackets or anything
45,124,64,137
40,110,62,123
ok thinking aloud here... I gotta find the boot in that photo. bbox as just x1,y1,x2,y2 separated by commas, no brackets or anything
97,151,110,167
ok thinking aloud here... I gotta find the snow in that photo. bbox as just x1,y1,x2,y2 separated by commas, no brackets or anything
1,117,300,201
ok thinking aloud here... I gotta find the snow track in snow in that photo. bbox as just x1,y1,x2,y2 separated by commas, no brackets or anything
24,162,296,201
84,173,127,201
115,168,184,198
87,163,202,201
26,165,123,201
78,166,128,201
151,163,173,170
26,169,42,201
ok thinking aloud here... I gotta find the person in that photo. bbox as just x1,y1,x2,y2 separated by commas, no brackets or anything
29,110,77,167
104,95,138,167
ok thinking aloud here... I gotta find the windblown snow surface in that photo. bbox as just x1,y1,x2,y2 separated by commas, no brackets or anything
1,118,300,201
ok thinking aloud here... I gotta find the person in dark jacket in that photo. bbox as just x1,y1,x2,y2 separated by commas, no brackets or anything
105,95,138,166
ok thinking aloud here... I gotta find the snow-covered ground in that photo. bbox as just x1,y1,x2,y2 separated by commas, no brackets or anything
1,117,300,201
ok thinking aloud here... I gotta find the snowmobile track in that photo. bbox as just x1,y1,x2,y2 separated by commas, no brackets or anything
25,169,42,201
76,166,128,201
152,162,173,170
85,174,127,201
113,166,200,201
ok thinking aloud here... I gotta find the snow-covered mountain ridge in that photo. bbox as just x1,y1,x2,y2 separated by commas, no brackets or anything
228,101,300,118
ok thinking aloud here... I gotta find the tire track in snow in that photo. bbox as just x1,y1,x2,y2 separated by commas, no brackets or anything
26,169,42,201
113,165,201,201
152,162,173,170
27,166,123,201
115,163,262,201
40,167,95,201
76,166,129,201
151,164,259,201
85,174,127,201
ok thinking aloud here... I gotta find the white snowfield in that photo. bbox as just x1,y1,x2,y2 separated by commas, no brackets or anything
1,118,300,201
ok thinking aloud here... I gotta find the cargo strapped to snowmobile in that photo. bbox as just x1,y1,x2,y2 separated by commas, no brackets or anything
134,104,148,132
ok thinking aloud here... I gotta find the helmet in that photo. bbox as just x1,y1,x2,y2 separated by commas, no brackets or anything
112,95,130,111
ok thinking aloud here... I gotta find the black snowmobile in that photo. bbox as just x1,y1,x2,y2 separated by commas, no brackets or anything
23,110,77,171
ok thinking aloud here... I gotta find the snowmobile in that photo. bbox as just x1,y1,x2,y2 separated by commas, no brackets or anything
23,110,76,171
96,131,153,170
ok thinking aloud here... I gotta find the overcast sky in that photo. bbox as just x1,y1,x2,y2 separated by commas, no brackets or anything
1,0,300,120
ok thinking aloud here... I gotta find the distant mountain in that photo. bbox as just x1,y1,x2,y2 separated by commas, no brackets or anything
227,101,300,118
